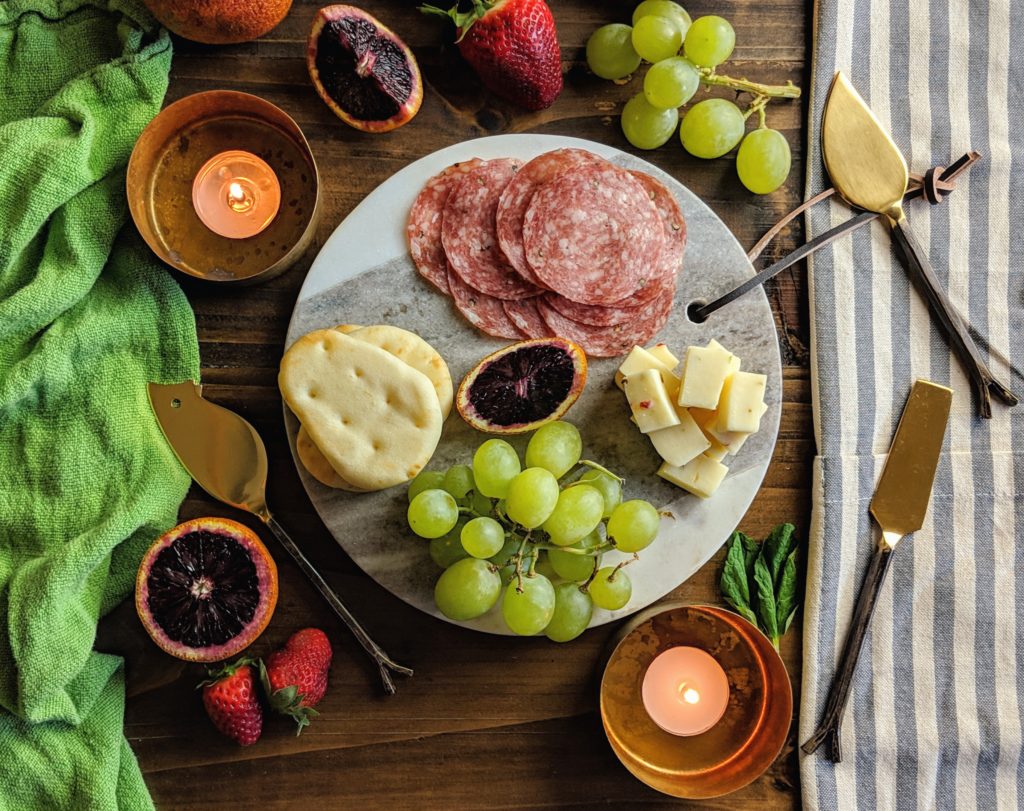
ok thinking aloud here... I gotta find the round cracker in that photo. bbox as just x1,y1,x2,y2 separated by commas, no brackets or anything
339,324,453,419
295,425,366,492
279,329,442,491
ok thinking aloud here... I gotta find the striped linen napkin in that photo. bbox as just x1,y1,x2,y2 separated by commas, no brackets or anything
799,0,1023,808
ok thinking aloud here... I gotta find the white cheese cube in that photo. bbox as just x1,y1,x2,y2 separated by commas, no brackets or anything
718,371,767,432
708,339,741,375
623,369,680,434
659,369,681,401
691,403,767,454
678,343,737,409
615,345,675,390
646,409,711,467
657,454,729,498
647,343,680,372
704,437,729,461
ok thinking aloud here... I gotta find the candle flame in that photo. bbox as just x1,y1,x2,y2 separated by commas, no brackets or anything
226,181,254,213
228,182,245,203
677,682,700,704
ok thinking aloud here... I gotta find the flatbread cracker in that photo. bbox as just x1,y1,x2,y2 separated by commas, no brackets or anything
341,325,453,419
295,425,366,492
280,329,442,491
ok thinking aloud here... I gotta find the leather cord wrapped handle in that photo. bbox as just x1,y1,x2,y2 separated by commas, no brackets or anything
889,219,1017,418
801,543,895,762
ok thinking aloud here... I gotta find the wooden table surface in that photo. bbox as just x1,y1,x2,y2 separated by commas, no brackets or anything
97,1,814,807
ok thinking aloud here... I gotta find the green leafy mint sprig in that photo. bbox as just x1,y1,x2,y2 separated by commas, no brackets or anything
719,523,800,649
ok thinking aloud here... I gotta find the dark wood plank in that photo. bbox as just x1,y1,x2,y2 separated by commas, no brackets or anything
102,1,813,806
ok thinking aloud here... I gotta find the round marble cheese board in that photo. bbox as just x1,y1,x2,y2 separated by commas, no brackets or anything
284,133,781,635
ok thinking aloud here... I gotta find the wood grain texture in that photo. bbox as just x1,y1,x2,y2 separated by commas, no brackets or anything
98,1,813,806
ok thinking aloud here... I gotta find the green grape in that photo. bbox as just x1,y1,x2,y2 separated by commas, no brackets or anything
588,567,632,610
442,464,475,501
534,552,560,582
579,469,622,518
502,574,556,635
472,439,522,499
545,583,594,642
622,93,679,150
407,489,459,539
631,14,684,63
489,535,519,567
505,467,560,528
471,490,493,516
586,23,642,81
434,557,501,621
547,529,603,582
429,519,470,569
607,499,661,552
407,470,444,502
679,98,745,159
525,421,581,479
643,56,699,109
460,516,506,559
542,485,605,547
632,1,692,37
736,128,792,194
683,15,735,68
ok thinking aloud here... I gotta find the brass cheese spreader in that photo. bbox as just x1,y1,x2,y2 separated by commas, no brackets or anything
148,380,413,694
802,379,952,761
822,72,1015,418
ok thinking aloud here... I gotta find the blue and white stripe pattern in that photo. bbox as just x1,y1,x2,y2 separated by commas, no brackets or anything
800,0,1023,807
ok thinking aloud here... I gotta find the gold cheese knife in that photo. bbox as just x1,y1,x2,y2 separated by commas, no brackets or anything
802,379,952,761
821,72,1016,418
148,380,413,694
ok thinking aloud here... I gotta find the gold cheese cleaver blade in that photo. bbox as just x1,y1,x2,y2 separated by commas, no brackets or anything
147,381,413,693
802,379,951,762
822,74,1015,417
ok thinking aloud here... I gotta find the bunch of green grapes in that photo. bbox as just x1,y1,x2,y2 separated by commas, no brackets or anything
404,421,662,642
586,1,796,195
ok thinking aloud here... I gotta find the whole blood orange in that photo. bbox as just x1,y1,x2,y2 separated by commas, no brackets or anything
143,0,292,45
307,5,423,133
135,517,278,662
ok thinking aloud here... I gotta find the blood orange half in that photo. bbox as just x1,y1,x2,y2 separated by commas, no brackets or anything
135,517,278,662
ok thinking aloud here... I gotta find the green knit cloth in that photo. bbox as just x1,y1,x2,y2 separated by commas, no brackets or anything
0,1,199,808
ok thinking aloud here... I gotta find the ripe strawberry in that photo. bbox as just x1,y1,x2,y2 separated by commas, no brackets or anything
260,628,333,734
421,0,563,111
199,658,262,746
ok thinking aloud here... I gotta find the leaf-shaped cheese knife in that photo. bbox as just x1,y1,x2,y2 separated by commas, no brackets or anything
148,381,413,694
802,379,951,761
822,72,1016,418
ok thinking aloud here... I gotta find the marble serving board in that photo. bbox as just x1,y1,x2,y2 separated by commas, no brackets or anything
284,134,781,635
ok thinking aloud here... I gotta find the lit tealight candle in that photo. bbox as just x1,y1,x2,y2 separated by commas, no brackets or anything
642,646,730,736
192,150,281,239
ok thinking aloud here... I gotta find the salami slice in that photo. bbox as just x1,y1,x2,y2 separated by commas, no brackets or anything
442,159,542,300
522,164,665,305
496,149,604,287
546,276,677,327
629,170,687,281
536,291,673,358
502,297,552,339
407,158,485,294
448,266,525,339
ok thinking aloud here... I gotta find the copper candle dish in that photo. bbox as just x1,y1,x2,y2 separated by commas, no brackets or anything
600,603,792,799
127,90,320,284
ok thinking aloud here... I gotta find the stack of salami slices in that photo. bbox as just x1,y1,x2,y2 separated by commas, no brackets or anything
406,148,686,357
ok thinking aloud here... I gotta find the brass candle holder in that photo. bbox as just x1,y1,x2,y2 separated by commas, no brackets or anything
600,603,792,799
127,90,320,284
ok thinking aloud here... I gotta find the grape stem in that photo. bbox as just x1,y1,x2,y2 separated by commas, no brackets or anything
578,460,625,483
534,542,614,556
512,533,531,593
743,95,770,127
699,69,802,100
607,554,639,582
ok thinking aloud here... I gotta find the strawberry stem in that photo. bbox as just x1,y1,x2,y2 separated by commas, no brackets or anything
419,0,495,42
